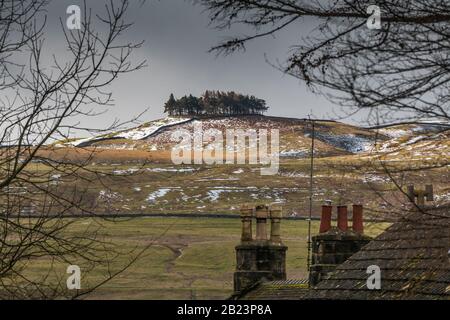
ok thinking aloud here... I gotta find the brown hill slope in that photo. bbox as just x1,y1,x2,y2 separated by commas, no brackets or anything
63,115,388,159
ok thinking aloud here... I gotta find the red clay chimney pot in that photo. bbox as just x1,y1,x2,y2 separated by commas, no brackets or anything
352,204,364,234
319,205,332,233
337,205,348,232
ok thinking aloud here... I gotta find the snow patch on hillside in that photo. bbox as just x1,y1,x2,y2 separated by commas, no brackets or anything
435,191,450,203
147,188,171,203
68,117,192,146
147,187,182,203
113,168,140,175
280,149,309,157
378,128,409,138
313,133,374,153
146,167,197,173
114,117,192,140
378,122,449,139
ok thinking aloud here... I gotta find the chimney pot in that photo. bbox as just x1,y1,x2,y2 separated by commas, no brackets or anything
319,205,332,233
406,184,434,206
269,204,282,219
240,204,253,242
269,204,283,243
407,185,415,201
255,205,269,240
425,184,434,201
337,205,348,232
352,204,364,234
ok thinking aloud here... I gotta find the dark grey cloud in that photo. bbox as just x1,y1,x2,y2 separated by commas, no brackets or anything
42,0,353,133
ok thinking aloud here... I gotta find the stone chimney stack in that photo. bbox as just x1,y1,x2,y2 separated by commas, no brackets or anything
309,204,372,286
233,204,288,294
407,184,434,207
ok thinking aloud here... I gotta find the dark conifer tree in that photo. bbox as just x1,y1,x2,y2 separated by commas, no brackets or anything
164,93,177,116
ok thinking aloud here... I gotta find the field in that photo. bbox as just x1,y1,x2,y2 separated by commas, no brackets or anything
20,154,450,218
23,217,388,300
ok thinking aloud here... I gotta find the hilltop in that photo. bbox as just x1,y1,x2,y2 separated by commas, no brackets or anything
57,115,449,163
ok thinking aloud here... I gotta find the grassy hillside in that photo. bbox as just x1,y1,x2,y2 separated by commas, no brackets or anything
14,157,449,219
11,116,446,218
63,116,387,158
58,116,449,164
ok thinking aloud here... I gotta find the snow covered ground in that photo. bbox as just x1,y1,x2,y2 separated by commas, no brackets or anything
113,117,192,140
279,148,309,158
67,117,193,146
146,187,183,203
312,132,375,153
57,117,449,162
376,123,450,157
146,167,197,173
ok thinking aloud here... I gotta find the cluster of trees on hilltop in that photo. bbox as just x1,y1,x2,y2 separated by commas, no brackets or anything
164,90,268,116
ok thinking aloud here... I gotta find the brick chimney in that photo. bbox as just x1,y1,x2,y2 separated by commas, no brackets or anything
233,204,288,294
309,204,372,286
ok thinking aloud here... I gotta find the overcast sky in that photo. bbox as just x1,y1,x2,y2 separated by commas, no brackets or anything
44,0,354,131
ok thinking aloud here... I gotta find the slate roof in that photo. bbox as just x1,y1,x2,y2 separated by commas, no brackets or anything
235,279,309,300
237,206,450,300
